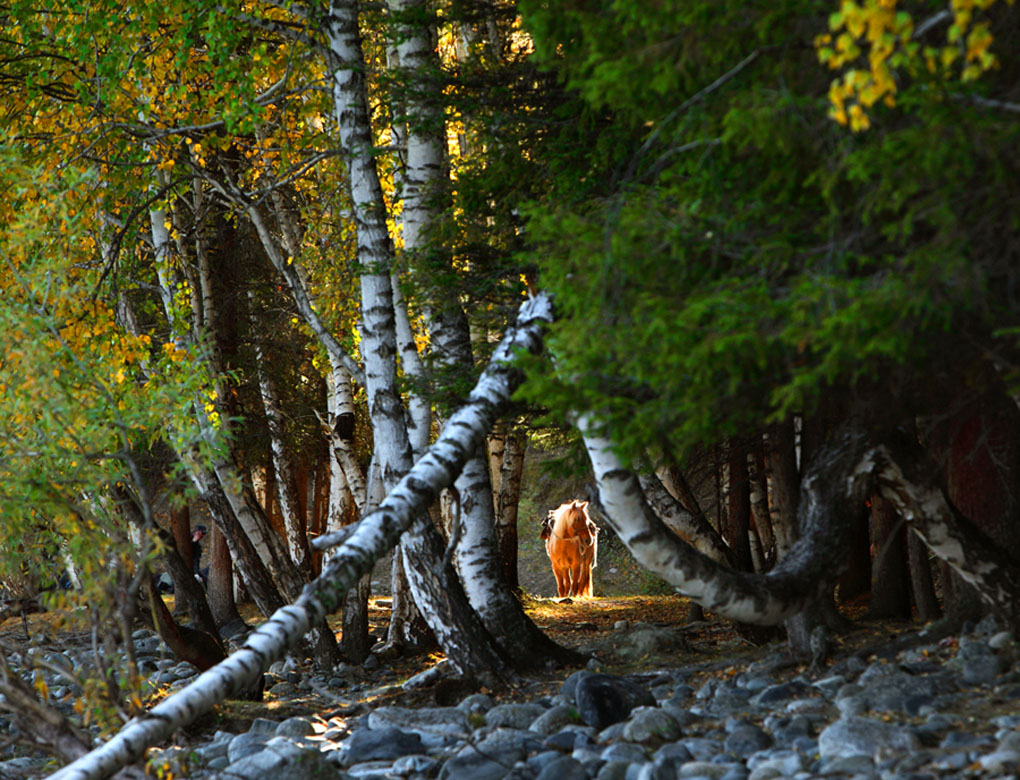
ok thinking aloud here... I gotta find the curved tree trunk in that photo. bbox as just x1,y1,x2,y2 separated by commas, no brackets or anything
582,418,870,626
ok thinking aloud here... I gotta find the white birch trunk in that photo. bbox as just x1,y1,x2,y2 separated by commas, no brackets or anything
252,317,308,568
580,416,865,625
49,293,553,780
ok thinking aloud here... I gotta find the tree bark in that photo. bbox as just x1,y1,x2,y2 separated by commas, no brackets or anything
207,523,243,628
495,430,525,589
907,529,941,622
326,0,516,674
168,504,192,616
726,440,753,572
867,494,911,619
581,419,870,626
48,292,554,780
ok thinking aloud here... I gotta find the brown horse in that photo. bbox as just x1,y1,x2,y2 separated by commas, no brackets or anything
541,500,599,597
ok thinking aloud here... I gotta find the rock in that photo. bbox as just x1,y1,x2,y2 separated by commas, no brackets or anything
225,737,340,780
531,703,581,735
596,759,631,780
536,755,588,780
817,716,921,760
674,760,741,778
219,618,252,642
614,623,685,659
680,736,722,761
485,701,546,730
962,652,1004,685
228,732,273,764
464,726,544,759
575,673,656,729
338,726,425,767
438,751,511,780
602,742,649,763
989,631,1013,650
562,670,594,701
723,724,773,757
622,706,682,743
753,680,812,706
393,753,440,774
458,692,495,714
746,749,806,778
979,749,1020,772
276,716,317,739
367,705,468,746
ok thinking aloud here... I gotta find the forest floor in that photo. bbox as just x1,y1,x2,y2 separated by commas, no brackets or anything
0,443,958,760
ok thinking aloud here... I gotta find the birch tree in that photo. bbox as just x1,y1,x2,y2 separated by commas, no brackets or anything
48,293,554,780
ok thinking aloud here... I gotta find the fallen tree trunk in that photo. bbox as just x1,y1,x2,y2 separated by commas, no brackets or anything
49,293,553,780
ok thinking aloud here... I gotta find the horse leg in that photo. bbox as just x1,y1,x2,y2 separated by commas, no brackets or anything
553,565,570,597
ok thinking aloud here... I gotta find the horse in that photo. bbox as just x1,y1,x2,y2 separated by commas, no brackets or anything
541,499,599,597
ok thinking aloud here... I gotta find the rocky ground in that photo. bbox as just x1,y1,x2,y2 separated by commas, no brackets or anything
2,453,1017,778
3,598,1020,779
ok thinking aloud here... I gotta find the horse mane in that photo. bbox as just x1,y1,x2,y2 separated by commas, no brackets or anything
551,499,593,536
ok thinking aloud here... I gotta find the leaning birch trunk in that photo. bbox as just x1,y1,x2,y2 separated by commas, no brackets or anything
581,417,870,625
47,293,554,780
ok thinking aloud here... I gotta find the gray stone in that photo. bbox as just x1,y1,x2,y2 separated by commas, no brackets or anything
576,673,656,729
367,705,468,746
458,693,496,714
653,742,694,763
597,759,632,780
812,675,846,698
623,706,682,743
817,716,921,760
978,749,1020,772
602,742,649,763
562,670,595,701
225,738,340,780
681,737,722,761
438,751,511,780
228,732,273,764
531,703,582,735
753,680,811,706
339,726,425,767
962,653,1004,685
660,697,698,727
466,726,544,759
675,760,738,778
536,755,588,780
723,725,772,757
392,754,440,774
745,749,805,777
615,623,686,660
276,716,317,739
989,631,1013,650
268,682,299,697
486,701,546,730
816,753,875,774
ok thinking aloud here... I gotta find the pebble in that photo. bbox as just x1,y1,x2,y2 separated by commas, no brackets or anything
7,619,1020,780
